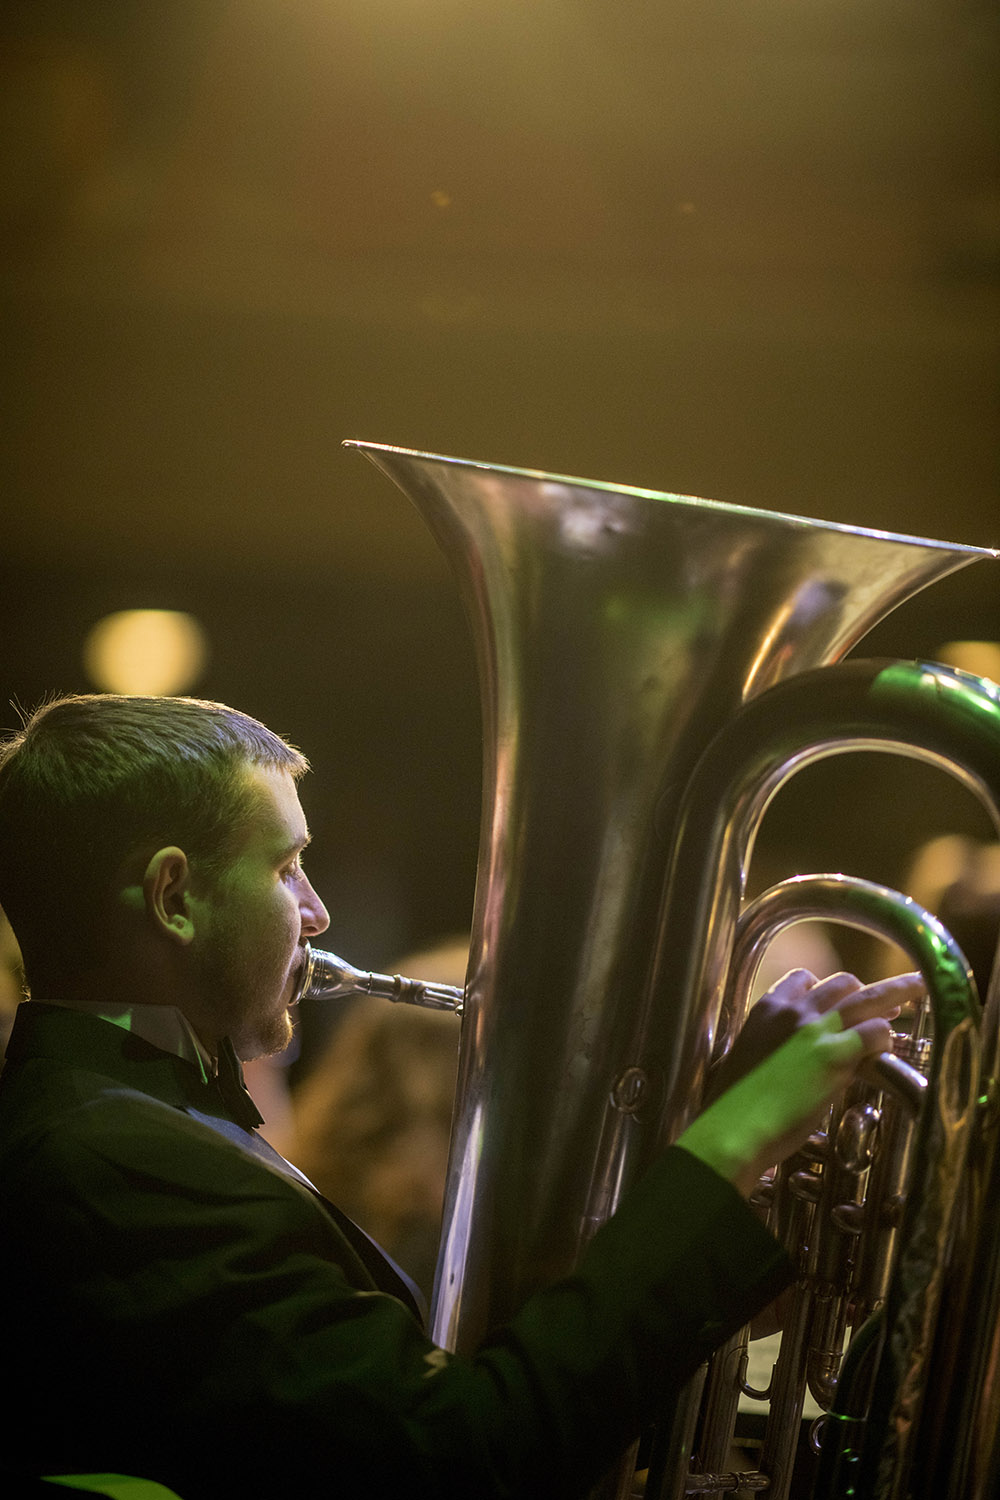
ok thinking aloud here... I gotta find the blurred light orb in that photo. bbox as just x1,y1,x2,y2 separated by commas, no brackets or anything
83,610,208,695
935,640,1000,687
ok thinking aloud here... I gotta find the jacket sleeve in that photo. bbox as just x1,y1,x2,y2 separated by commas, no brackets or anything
6,1093,791,1500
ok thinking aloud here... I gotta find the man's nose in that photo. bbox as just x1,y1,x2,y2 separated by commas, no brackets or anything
300,878,330,937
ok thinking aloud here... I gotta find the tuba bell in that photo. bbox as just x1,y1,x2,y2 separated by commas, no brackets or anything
305,443,1000,1499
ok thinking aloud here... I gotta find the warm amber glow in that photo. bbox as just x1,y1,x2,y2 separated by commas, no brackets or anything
83,610,208,695
935,640,1000,687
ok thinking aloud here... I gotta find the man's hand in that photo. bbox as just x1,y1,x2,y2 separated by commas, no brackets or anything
678,968,924,1199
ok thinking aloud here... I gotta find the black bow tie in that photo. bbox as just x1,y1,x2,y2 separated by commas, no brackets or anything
215,1035,265,1131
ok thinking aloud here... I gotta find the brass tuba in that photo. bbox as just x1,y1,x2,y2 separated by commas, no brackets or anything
303,443,1000,1499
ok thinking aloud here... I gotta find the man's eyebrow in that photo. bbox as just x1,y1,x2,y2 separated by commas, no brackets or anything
277,831,312,863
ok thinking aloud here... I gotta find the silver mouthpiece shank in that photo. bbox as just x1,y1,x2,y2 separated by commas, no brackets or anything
293,944,465,1016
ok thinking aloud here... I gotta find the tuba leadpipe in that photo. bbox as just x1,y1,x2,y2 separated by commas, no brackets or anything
341,443,1000,1499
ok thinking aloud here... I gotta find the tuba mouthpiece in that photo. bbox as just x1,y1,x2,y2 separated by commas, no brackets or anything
293,943,464,1016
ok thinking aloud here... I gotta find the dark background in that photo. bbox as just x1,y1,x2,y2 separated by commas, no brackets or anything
1,1,998,1019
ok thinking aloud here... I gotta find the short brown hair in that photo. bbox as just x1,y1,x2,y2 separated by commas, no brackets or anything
0,694,308,993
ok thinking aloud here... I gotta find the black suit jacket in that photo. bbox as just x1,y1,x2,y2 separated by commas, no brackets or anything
0,1002,791,1499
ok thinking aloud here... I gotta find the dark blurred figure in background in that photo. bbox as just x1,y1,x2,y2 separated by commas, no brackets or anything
287,938,464,1302
928,839,1000,1001
878,834,1000,1001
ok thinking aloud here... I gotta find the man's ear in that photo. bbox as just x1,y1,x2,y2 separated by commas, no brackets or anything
142,846,196,946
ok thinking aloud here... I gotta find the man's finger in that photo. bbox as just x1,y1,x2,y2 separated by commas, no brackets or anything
835,972,924,1028
764,967,820,1002
802,971,864,1014
850,1015,894,1057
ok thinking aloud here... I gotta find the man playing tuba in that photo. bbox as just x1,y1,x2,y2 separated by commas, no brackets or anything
0,693,918,1499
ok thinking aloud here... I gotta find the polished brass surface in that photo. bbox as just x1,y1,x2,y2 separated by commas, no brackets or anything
685,871,982,1500
341,443,1000,1499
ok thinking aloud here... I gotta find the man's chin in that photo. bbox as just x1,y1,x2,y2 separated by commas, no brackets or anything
238,1007,295,1063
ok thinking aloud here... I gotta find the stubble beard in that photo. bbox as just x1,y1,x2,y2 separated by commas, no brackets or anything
235,994,294,1062
196,934,296,1062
